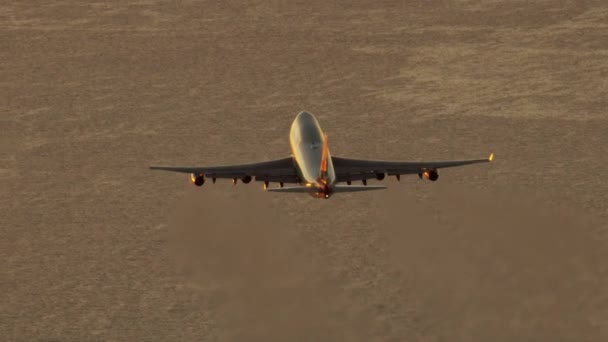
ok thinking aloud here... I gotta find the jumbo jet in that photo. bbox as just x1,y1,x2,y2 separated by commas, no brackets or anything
150,111,493,199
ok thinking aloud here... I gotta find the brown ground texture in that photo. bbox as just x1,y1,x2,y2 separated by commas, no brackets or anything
2,1,608,341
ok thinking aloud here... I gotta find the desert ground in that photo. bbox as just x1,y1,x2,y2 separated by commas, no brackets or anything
2,1,608,341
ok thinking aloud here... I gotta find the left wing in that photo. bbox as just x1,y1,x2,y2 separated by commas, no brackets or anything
150,156,299,183
332,153,493,182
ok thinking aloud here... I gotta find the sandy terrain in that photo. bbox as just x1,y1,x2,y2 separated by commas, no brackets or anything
2,1,608,340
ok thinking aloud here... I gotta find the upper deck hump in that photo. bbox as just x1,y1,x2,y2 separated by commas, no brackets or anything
291,111,323,143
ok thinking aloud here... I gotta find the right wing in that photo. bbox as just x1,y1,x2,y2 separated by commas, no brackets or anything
332,153,493,182
150,156,300,183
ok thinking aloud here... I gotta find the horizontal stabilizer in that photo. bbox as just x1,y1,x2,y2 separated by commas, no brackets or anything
266,186,315,193
332,185,387,193
266,185,387,194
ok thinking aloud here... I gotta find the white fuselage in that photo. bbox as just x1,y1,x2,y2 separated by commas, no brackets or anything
289,112,336,194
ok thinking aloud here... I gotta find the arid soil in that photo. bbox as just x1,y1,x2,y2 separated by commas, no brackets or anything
2,1,608,341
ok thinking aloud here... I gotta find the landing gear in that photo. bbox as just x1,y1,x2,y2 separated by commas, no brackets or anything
263,181,269,190
279,182,284,188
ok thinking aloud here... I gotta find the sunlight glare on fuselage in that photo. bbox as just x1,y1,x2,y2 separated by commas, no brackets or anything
289,112,336,187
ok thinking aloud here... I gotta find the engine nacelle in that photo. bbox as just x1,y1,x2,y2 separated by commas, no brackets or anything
375,172,385,181
190,173,205,186
423,169,439,181
242,175,252,184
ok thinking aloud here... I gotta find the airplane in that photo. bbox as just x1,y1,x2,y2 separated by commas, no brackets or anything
150,111,493,199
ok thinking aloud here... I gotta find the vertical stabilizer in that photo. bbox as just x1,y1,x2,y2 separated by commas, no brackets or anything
320,133,329,182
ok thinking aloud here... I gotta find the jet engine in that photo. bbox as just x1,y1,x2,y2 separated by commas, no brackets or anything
423,169,439,181
190,173,205,186
242,175,252,184
375,172,385,181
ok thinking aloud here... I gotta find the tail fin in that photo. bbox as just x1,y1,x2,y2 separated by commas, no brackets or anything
320,133,329,181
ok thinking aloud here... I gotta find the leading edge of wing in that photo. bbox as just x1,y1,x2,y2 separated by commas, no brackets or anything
149,165,203,173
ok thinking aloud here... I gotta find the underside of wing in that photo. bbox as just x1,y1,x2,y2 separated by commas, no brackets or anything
332,153,493,182
149,156,300,183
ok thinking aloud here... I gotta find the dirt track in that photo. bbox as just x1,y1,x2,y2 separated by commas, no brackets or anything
2,1,608,340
